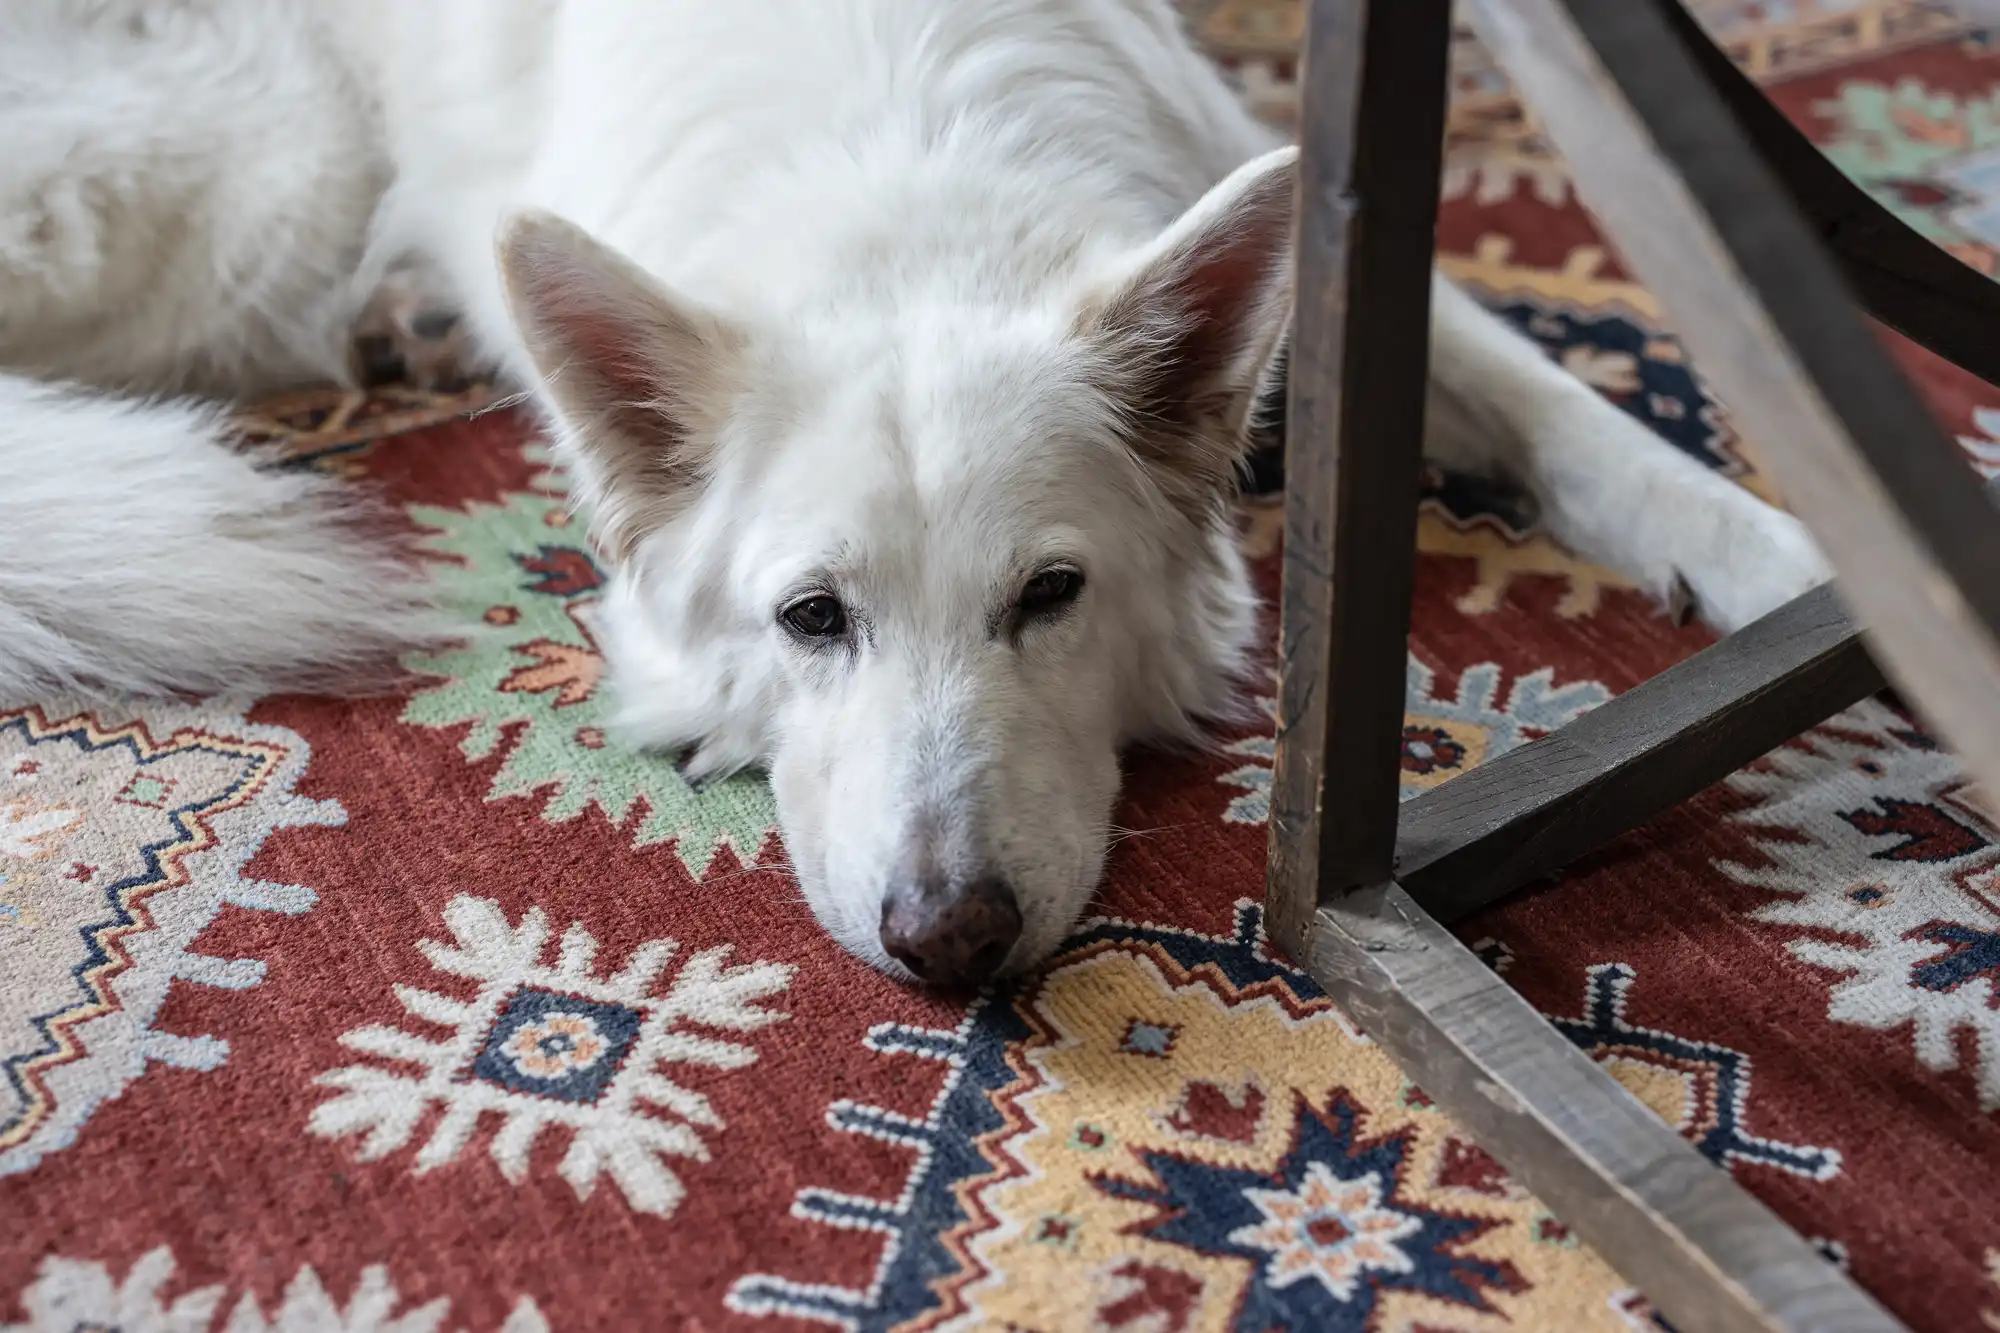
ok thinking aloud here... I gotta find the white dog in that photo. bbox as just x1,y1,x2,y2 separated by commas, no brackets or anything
0,0,1828,985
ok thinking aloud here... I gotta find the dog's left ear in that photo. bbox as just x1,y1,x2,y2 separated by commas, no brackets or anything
498,211,744,562
1077,146,1296,515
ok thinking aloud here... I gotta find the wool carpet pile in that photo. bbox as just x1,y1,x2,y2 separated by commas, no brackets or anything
7,3,2000,1329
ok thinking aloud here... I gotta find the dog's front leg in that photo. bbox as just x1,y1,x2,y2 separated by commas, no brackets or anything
1419,274,1831,632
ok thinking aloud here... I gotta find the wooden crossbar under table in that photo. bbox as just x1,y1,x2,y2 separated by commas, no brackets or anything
1267,0,2000,1328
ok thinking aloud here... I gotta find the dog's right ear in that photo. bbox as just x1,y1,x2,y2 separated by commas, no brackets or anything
1074,146,1296,520
498,211,743,562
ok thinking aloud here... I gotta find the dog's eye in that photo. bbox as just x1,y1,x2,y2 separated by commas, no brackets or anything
1019,567,1084,615
782,594,848,639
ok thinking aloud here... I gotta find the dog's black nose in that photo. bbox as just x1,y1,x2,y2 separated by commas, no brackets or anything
879,875,1022,988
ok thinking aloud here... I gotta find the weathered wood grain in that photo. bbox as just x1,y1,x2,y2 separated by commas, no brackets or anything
1461,0,2000,884
1396,583,1884,921
1266,0,1453,955
1306,884,1907,1332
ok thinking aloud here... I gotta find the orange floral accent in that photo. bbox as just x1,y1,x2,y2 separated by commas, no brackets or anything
1891,103,1968,148
499,640,604,707
503,1014,608,1080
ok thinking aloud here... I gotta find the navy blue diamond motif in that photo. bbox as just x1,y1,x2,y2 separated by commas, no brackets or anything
1094,1094,1522,1331
470,985,644,1104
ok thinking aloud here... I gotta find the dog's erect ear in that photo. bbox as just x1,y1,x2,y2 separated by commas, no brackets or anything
1077,146,1296,515
498,211,742,562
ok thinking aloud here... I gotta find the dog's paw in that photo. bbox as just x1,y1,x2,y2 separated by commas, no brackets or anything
351,268,484,393
1671,494,1832,634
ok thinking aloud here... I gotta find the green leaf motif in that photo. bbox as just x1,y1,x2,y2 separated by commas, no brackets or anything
400,465,777,875
1814,79,2000,253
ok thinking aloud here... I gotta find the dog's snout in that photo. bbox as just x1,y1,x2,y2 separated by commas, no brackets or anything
879,875,1022,988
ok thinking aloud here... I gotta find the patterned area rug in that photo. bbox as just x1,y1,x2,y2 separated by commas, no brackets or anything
8,4,2000,1330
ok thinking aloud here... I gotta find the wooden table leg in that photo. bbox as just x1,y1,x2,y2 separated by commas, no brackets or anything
1464,0,2000,826
1305,884,1905,1332
1266,0,1449,957
1267,1,1912,1324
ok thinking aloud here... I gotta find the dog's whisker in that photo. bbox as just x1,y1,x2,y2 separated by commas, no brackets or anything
699,864,798,888
1105,821,1195,846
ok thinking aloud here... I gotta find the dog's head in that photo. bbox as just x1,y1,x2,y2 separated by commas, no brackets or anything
497,148,1295,986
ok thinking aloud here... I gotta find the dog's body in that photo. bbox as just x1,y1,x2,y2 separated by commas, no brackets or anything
0,0,1829,980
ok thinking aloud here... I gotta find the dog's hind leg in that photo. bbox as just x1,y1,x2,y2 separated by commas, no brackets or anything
1420,275,1830,632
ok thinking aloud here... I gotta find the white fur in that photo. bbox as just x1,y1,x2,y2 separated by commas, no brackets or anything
0,376,437,697
0,0,1830,975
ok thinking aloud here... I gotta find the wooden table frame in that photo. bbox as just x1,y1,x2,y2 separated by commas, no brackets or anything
1268,1,2000,1328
